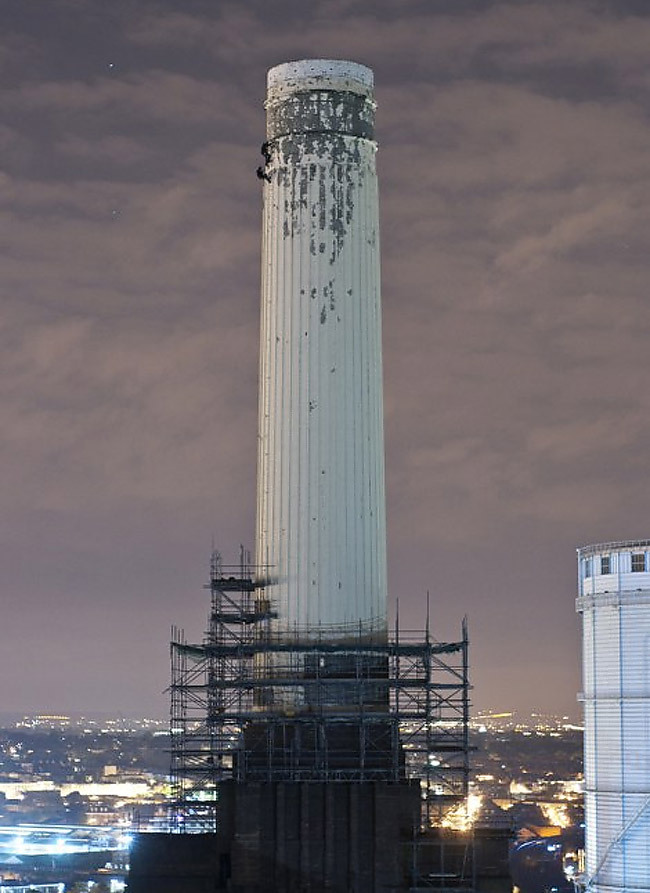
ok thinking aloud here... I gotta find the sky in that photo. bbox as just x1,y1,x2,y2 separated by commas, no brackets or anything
2,0,649,719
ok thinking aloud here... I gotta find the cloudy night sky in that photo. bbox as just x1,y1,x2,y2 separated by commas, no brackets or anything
2,0,649,719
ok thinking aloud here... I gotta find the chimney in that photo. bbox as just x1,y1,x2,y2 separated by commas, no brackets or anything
255,60,387,687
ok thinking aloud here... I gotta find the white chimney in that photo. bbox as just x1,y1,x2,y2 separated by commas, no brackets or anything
255,60,387,654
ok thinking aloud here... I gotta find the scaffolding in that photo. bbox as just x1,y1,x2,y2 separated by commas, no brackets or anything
169,551,470,834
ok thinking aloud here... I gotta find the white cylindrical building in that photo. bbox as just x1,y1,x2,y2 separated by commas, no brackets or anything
577,541,650,893
255,60,387,648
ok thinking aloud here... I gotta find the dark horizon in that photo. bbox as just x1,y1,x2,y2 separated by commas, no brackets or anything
2,0,649,719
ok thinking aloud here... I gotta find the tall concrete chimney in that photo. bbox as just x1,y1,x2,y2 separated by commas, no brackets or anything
255,60,387,667
128,62,465,893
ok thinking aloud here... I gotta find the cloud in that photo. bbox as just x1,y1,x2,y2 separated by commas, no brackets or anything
126,1,650,92
0,143,261,319
495,197,632,274
0,308,257,512
2,0,650,716
56,134,153,166
499,6,650,74
6,70,255,130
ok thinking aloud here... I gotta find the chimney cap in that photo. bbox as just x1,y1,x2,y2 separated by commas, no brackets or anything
267,59,374,100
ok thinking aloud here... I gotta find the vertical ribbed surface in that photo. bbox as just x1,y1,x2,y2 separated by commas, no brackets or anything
255,61,387,643
577,542,650,893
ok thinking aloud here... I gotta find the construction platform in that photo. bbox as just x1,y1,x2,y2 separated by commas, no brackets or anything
127,553,478,892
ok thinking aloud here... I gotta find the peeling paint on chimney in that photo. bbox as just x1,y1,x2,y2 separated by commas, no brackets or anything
255,60,387,658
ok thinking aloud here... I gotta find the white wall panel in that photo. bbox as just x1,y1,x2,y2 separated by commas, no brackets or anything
578,541,650,893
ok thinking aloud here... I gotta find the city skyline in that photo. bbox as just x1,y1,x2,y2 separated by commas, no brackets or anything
2,0,649,718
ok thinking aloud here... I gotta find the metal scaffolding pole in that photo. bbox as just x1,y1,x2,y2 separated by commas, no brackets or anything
169,552,471,835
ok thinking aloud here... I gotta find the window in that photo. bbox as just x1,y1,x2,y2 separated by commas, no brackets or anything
601,556,611,575
632,553,645,573
584,558,591,578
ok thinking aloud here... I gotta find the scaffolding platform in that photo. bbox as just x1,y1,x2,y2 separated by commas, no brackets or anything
169,551,470,835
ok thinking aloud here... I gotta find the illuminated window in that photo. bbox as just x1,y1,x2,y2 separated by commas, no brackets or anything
601,556,611,575
632,553,645,573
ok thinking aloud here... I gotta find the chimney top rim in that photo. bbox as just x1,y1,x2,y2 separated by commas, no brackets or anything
267,60,374,97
